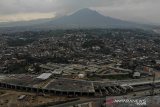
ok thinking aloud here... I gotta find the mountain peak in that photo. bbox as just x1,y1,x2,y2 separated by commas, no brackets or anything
77,8,94,12
70,8,100,17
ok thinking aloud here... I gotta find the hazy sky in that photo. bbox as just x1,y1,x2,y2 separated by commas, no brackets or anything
0,0,159,25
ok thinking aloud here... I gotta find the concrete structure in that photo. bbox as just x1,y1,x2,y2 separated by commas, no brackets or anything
1,74,159,97
0,74,95,97
45,78,95,96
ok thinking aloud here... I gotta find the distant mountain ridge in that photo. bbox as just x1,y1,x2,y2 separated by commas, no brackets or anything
0,8,152,31
45,8,145,29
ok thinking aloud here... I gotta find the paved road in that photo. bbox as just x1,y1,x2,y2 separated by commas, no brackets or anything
49,97,106,107
50,89,160,107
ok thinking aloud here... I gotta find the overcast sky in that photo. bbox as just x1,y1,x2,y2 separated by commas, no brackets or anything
0,0,159,25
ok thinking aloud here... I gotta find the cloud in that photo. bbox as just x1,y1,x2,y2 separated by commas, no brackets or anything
0,13,55,22
0,0,159,25
96,0,160,24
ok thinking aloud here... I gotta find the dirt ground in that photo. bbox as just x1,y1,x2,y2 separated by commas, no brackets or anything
0,89,68,107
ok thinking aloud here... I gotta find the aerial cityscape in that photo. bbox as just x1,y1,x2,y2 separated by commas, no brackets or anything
0,0,160,107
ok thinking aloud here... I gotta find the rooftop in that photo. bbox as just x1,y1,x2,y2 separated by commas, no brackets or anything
0,74,95,93
36,73,52,80
45,78,95,93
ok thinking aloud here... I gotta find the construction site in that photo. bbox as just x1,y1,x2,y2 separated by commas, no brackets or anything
0,89,73,107
0,73,160,98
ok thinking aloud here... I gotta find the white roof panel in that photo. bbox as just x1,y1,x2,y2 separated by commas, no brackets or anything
37,73,52,80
